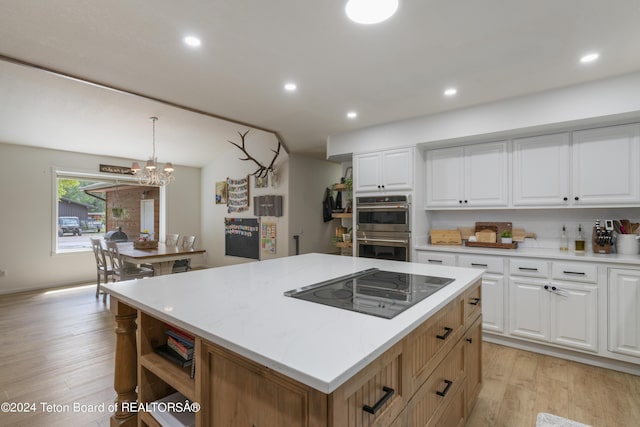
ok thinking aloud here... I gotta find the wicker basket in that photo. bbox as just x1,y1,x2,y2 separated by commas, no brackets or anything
133,240,158,249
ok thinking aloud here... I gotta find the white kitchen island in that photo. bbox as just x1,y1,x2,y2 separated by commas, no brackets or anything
102,253,483,427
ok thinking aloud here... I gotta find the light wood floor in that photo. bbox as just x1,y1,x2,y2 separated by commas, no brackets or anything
1,285,639,427
467,340,640,427
0,285,114,427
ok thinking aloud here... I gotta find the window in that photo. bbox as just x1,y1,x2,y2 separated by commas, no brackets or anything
54,170,164,253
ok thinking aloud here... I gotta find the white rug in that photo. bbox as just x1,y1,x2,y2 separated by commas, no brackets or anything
536,413,592,427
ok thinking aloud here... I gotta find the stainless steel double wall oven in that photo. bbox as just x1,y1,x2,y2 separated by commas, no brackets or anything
355,195,411,262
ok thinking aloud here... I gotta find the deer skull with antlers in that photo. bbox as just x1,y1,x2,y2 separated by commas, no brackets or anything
227,130,281,179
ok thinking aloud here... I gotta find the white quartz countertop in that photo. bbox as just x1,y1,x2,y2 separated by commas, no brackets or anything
102,253,482,393
415,244,640,265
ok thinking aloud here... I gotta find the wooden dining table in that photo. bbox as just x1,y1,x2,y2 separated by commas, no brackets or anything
116,242,206,275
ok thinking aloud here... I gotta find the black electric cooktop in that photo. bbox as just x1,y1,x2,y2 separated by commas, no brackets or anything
284,268,454,319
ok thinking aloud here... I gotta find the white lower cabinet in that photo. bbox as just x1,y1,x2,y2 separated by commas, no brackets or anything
509,261,598,352
509,277,550,342
415,251,456,266
548,280,598,352
608,268,640,358
458,255,506,334
478,275,506,334
415,249,640,369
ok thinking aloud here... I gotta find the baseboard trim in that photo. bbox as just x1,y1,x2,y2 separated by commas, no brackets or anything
484,333,640,376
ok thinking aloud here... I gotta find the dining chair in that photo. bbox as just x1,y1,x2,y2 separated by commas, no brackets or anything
173,235,196,273
106,241,155,281
90,238,112,301
166,233,180,246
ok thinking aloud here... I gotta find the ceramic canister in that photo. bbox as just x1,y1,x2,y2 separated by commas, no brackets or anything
616,234,640,255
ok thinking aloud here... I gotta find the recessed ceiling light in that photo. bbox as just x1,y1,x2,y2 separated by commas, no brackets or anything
580,52,599,63
284,82,297,92
444,87,458,96
345,0,398,24
183,36,202,48
347,111,358,119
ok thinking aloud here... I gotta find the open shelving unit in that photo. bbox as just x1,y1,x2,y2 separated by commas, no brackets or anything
331,183,353,256
138,312,198,427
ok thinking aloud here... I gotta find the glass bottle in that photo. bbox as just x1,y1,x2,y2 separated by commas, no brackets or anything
575,224,586,252
560,225,569,252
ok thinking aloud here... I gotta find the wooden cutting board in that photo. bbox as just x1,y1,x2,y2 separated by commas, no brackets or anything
475,222,512,239
431,229,462,245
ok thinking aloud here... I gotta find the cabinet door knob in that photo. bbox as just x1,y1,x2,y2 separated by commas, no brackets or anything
466,338,473,343
544,285,549,290
459,200,463,204
464,200,468,203
563,197,568,201
574,196,579,201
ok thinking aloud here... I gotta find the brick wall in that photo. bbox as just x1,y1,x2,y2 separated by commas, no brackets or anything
106,187,159,240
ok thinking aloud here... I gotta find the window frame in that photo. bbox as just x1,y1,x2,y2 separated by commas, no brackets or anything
52,167,166,255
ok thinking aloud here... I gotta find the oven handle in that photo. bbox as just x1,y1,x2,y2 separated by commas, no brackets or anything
358,204,410,210
359,238,410,244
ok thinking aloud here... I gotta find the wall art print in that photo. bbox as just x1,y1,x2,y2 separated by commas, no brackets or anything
261,222,276,255
227,176,250,213
215,181,228,204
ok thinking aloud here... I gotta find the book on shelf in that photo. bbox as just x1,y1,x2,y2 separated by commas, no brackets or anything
167,336,194,360
154,345,193,368
165,325,195,347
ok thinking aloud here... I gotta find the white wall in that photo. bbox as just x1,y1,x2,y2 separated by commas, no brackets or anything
200,130,290,267
0,142,201,294
327,71,640,158
288,154,342,256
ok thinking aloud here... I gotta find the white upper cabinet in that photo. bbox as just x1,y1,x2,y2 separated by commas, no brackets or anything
513,133,570,206
425,146,463,207
425,141,509,208
572,123,640,205
354,148,413,192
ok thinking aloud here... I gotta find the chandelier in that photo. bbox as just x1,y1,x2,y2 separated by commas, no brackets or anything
131,117,175,186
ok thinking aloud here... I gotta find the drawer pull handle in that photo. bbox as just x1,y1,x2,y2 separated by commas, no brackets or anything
563,271,586,275
436,379,453,397
428,259,443,263
519,267,539,271
362,386,395,414
469,297,481,306
471,263,488,267
436,327,453,340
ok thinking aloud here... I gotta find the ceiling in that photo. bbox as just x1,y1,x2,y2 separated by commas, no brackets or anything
1,0,640,167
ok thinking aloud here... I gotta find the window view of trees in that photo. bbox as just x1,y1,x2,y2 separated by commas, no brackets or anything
57,178,107,251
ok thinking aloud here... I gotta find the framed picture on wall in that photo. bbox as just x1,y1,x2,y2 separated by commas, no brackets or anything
215,181,228,204
345,166,353,179
255,175,268,188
